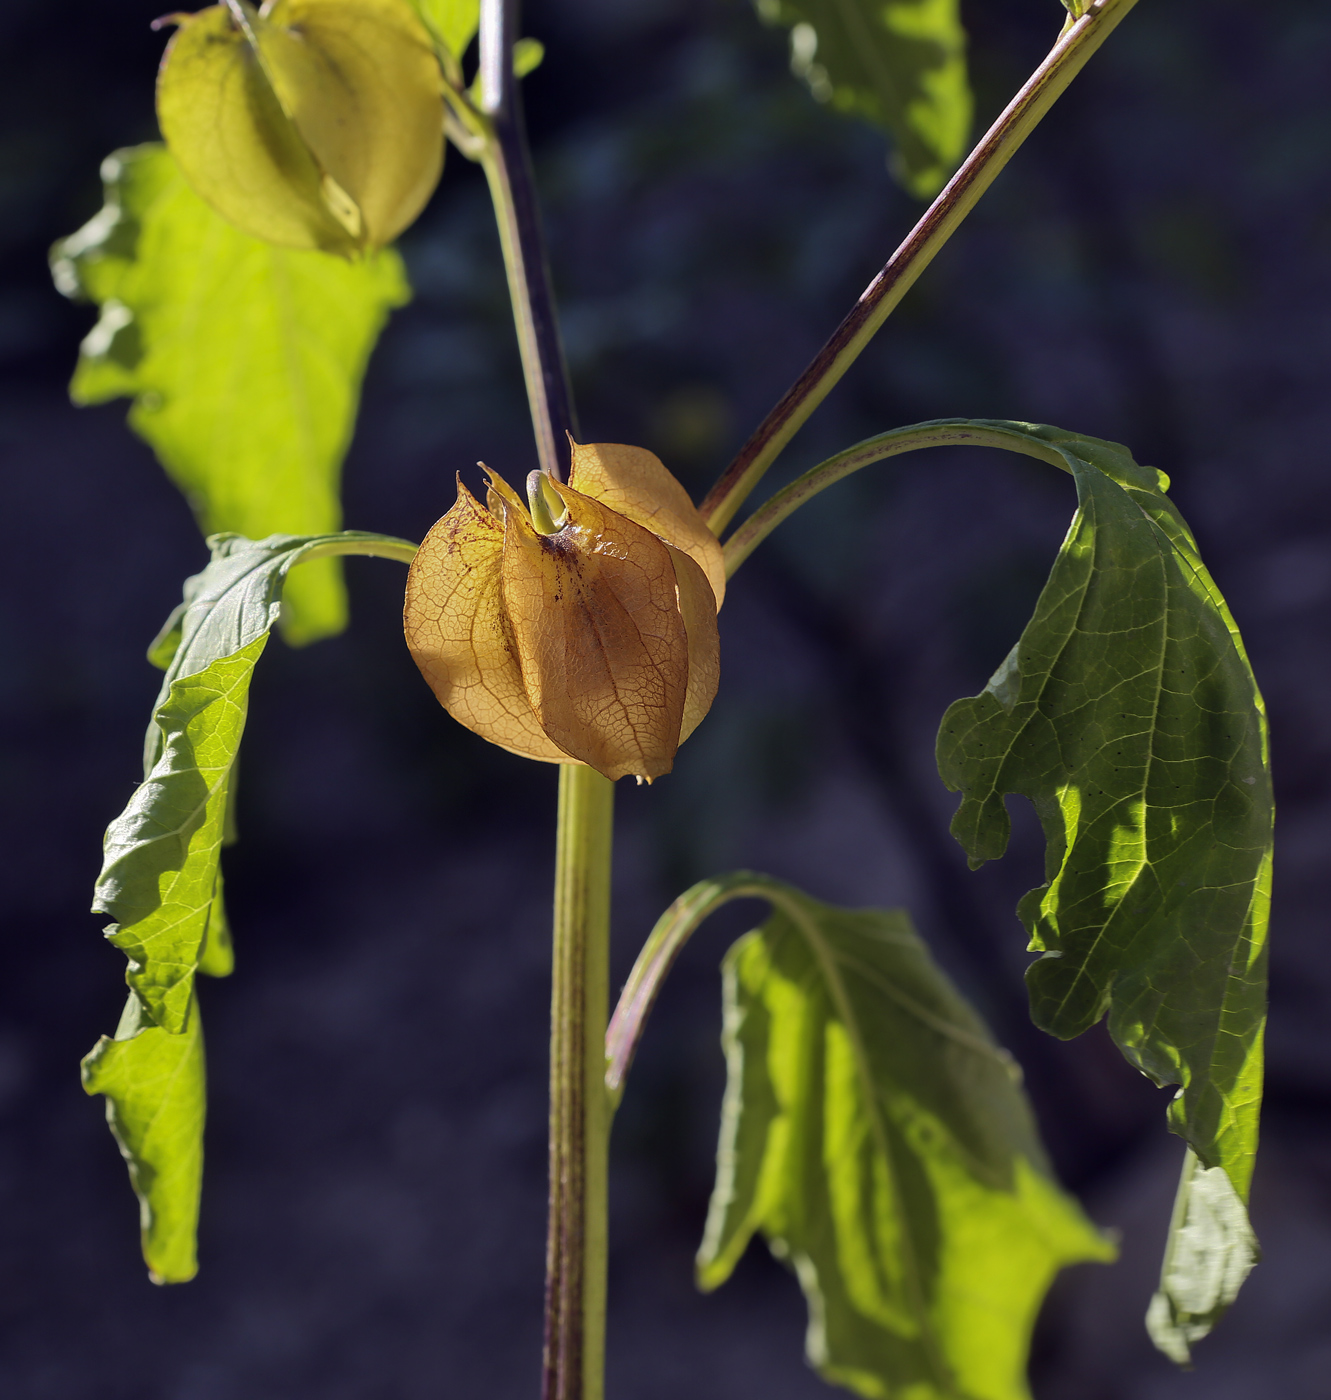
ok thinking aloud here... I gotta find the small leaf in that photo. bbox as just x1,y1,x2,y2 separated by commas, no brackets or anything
690,875,1112,1400
81,991,206,1284
933,420,1271,1354
407,0,480,61
512,36,545,79
51,144,411,642
753,0,972,198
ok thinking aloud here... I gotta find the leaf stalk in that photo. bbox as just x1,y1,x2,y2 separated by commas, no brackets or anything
699,0,1139,535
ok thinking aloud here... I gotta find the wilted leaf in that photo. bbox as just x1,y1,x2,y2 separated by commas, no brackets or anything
87,529,415,1280
51,144,411,642
635,874,1113,1400
753,0,972,197
96,529,416,1033
157,0,444,252
81,991,206,1284
933,420,1271,1355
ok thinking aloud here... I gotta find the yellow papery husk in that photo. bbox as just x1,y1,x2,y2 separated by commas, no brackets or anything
157,0,444,254
403,447,722,783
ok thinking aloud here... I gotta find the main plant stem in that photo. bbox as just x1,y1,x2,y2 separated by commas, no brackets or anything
547,766,613,1400
477,7,608,1399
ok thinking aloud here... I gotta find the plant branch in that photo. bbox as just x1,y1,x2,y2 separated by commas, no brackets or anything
479,0,579,480
699,0,1138,535
722,419,1070,577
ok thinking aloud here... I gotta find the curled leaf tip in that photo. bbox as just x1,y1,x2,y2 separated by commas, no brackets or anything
405,444,722,782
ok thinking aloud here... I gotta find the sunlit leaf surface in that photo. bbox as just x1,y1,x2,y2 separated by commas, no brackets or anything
86,529,415,1281
933,421,1271,1359
51,144,410,642
752,0,971,197
689,875,1113,1400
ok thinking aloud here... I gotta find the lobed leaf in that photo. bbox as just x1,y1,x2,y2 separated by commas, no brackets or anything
678,874,1113,1400
932,421,1271,1358
87,528,415,1279
51,144,411,642
752,0,972,198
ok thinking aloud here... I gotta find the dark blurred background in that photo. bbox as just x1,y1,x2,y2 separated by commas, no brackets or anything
2,0,1330,1395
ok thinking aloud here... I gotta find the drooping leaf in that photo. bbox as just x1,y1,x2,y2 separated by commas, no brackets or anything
51,144,412,642
96,529,416,1035
407,0,480,62
932,421,1271,1358
157,0,444,253
81,991,206,1284
752,0,972,198
637,873,1114,1400
86,529,415,1281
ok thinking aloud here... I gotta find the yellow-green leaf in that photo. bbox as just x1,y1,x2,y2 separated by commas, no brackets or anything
51,144,411,642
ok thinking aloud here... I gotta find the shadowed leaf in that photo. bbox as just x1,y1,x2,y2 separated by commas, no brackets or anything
752,0,971,197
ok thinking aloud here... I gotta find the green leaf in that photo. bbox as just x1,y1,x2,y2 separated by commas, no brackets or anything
81,990,206,1284
95,529,416,1035
51,144,411,643
933,421,1271,1357
407,0,480,61
753,0,972,198
86,529,415,1280
678,874,1113,1400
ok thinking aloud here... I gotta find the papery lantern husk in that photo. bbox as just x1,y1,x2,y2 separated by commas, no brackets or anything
404,444,723,783
157,0,444,254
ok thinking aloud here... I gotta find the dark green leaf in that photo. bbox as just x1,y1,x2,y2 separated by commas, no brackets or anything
81,990,205,1284
51,144,411,643
87,529,415,1280
933,421,1271,1358
753,0,971,197
687,874,1112,1400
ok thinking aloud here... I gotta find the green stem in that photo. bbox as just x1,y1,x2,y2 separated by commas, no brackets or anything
547,764,614,1400
698,0,1138,535
721,419,1071,578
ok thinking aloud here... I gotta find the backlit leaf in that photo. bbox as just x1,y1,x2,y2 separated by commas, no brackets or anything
81,991,206,1284
86,529,415,1280
51,144,411,642
752,0,972,197
933,421,1271,1357
689,875,1113,1400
